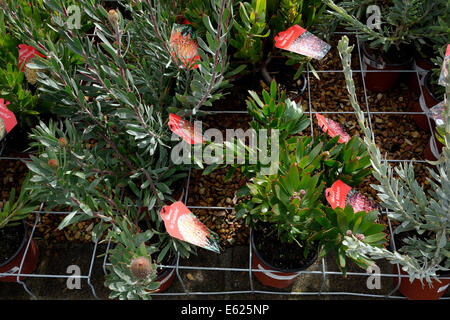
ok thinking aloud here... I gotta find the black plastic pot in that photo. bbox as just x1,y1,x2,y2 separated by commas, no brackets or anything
262,56,308,104
0,220,40,282
250,226,318,289
285,73,307,105
361,42,414,93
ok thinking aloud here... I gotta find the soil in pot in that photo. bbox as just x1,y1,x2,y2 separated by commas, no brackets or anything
0,224,25,266
253,222,317,271
361,42,414,93
251,222,318,289
424,71,445,104
263,57,306,103
212,73,261,112
2,125,35,156
0,220,40,282
2,111,58,156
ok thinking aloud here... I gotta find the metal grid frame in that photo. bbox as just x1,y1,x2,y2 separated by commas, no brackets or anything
1,31,449,300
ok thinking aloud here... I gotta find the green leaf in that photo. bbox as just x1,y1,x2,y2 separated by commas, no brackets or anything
237,186,250,197
363,233,387,243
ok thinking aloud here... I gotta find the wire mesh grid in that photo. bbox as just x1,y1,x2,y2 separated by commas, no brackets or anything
1,31,449,300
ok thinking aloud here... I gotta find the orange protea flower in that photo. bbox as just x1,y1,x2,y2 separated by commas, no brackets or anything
170,25,200,68
48,159,59,168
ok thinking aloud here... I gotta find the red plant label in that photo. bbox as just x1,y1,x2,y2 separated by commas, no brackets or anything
168,113,203,145
438,44,450,86
316,113,351,143
325,180,352,210
275,25,331,60
170,23,201,70
18,44,45,72
0,99,17,141
160,201,220,253
326,180,378,213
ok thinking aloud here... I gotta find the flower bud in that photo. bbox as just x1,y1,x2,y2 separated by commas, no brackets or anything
108,9,119,26
346,230,352,236
130,256,153,280
355,233,365,241
58,137,67,147
48,159,59,168
321,151,330,158
24,64,39,85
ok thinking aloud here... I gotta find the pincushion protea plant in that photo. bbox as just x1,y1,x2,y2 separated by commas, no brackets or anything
3,0,235,299
105,218,160,300
337,35,450,285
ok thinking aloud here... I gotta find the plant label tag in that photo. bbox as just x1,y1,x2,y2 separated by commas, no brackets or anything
326,180,378,213
170,23,201,69
0,99,17,141
316,113,351,143
275,25,331,60
438,44,450,86
437,283,449,293
160,201,220,253
168,113,203,145
326,180,352,210
18,44,45,72
430,101,445,126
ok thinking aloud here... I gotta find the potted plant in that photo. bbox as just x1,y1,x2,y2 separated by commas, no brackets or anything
412,48,447,132
0,0,87,155
104,207,183,299
104,218,164,300
0,177,40,282
338,35,450,300
184,0,328,102
231,82,386,288
325,0,447,93
239,155,386,289
408,42,447,96
3,0,235,298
